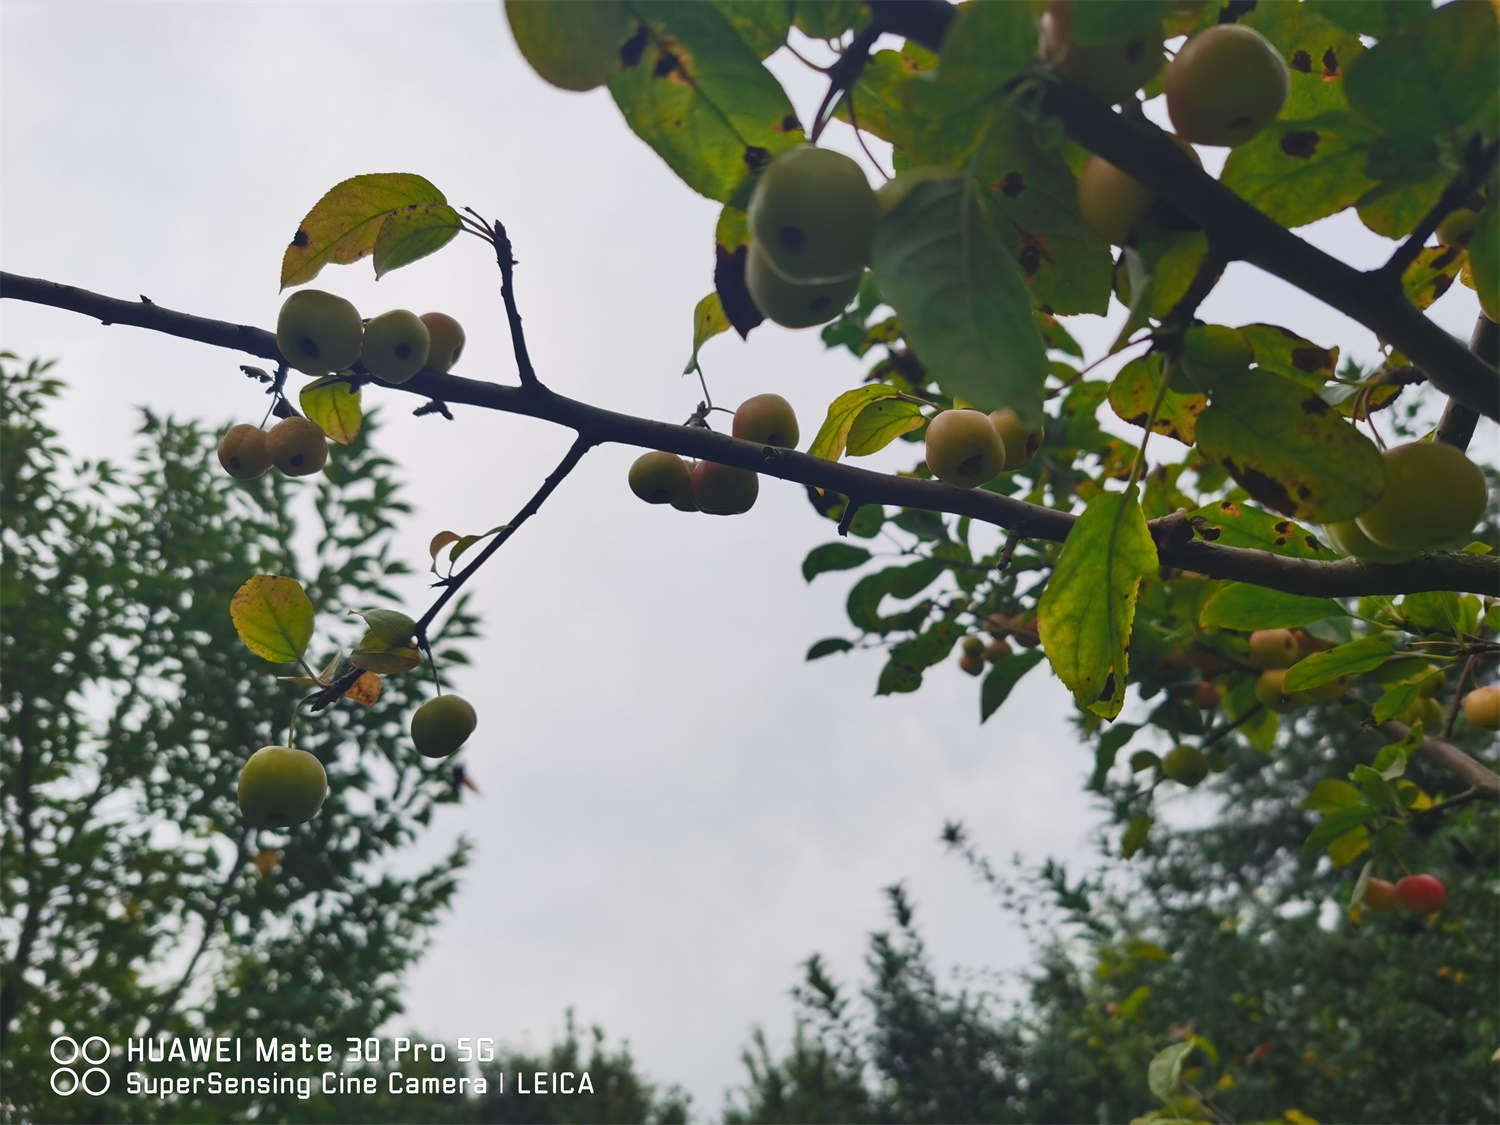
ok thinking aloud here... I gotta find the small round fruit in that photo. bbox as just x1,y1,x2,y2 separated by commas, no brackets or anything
1076,155,1157,246
732,393,800,448
748,145,880,281
276,289,364,376
925,409,1007,489
628,451,695,508
1363,877,1399,913
363,310,431,385
1165,24,1289,146
983,638,1012,662
1395,873,1446,914
1301,675,1350,703
988,408,1043,470
266,416,329,477
1322,519,1416,563
420,312,465,372
1355,441,1488,552
745,243,862,329
1039,1,1165,105
1248,628,1300,669
875,166,958,215
217,424,271,480
962,635,985,658
238,745,328,828
1190,681,1221,709
1463,685,1500,730
1254,668,1296,711
411,694,478,759
1401,696,1445,730
1162,744,1208,787
505,0,632,92
959,651,985,677
1435,208,1477,248
690,461,759,515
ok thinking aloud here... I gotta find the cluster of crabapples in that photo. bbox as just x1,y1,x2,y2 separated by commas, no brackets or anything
957,611,1042,676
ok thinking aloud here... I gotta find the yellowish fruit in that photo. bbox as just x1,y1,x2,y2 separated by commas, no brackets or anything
748,145,879,281
628,451,695,509
266,416,329,477
732,393,800,448
1400,697,1445,729
1463,685,1500,730
1165,24,1289,146
1039,2,1165,105
505,0,632,92
1363,877,1399,913
238,746,328,828
419,312,465,372
925,409,1007,489
1248,628,1300,669
1355,441,1488,552
959,651,985,676
1162,743,1208,787
988,408,1043,471
745,243,862,328
690,461,759,515
411,694,477,758
276,289,363,376
1322,519,1416,564
1076,133,1201,246
217,424,271,480
1435,208,1477,249
1254,668,1296,711
363,310,430,385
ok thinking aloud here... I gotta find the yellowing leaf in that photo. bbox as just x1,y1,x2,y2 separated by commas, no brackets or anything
809,385,903,461
230,576,315,664
1038,490,1158,719
372,202,462,279
280,173,450,288
299,376,363,445
684,292,730,373
345,671,382,707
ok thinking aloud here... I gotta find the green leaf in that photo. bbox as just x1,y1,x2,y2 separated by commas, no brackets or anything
1283,632,1396,692
1148,1041,1197,1100
1198,584,1343,630
846,398,925,457
791,0,864,39
1089,723,1141,790
1108,354,1206,445
801,542,872,582
371,202,462,279
1195,371,1384,522
806,637,853,660
1240,323,1338,387
280,173,451,288
1344,0,1500,141
230,575,315,664
1114,228,1211,339
980,649,1046,723
684,292,731,373
1372,681,1420,725
1122,814,1153,861
708,0,790,57
1176,325,1254,396
870,178,1047,427
876,655,923,696
299,377,363,446
1302,802,1379,858
1328,826,1370,868
845,560,942,633
1037,490,1158,719
1187,500,1333,560
832,46,937,146
1470,199,1499,319
809,385,903,461
1220,112,1382,230
1301,778,1363,812
1305,0,1427,38
609,1,804,203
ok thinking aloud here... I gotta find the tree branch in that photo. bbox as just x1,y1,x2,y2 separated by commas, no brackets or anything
1377,720,1500,801
1377,135,1497,287
4,271,1497,599
1435,316,1496,451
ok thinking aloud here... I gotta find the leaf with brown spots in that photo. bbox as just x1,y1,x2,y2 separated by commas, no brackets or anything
1240,323,1338,388
711,204,762,337
1221,111,1382,230
1108,354,1206,446
1400,246,1463,312
1241,2,1364,117
1187,502,1334,560
1196,372,1384,523
280,174,453,288
608,2,804,202
832,45,937,147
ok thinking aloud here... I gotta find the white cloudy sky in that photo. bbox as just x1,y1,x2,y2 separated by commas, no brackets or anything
2,1,1491,1115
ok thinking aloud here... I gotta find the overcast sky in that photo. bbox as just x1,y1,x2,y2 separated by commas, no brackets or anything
3,1,1493,1115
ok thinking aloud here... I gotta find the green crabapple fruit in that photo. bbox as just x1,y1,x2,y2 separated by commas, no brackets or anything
628,451,696,509
1435,208,1477,248
420,312,465,373
744,243,862,329
1164,24,1289,147
1076,134,1201,246
1362,877,1399,913
362,310,431,385
1248,628,1300,669
1395,873,1446,914
1254,668,1296,712
748,145,879,281
1322,519,1416,563
505,0,632,92
1355,441,1487,553
1039,1,1164,105
237,745,328,828
1463,685,1500,730
1162,744,1208,787
1400,697,1444,729
266,416,329,477
732,393,800,449
690,461,759,515
988,408,1043,471
276,289,364,376
411,694,478,759
924,409,1007,489
217,424,271,480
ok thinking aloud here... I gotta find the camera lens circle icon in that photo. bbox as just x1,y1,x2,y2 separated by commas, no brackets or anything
50,1036,80,1065
81,1036,110,1064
